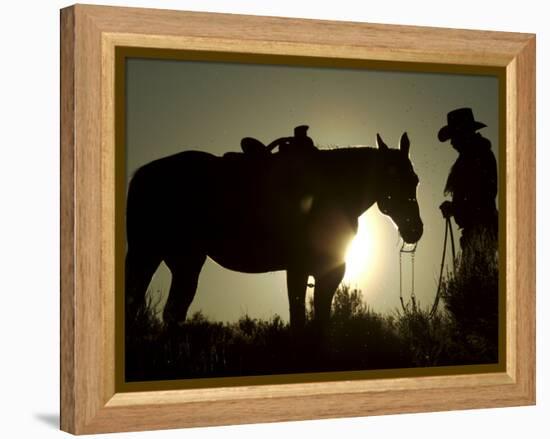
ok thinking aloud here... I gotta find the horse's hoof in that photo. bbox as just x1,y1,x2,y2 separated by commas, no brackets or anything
163,313,186,330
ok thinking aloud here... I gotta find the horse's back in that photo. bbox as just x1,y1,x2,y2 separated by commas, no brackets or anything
133,150,216,179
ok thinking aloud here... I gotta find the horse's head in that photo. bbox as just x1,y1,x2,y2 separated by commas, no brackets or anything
376,132,423,244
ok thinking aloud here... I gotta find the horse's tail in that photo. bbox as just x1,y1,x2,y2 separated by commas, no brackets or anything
125,165,163,319
126,166,149,248
126,162,169,260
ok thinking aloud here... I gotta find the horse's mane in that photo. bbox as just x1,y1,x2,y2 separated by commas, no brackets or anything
317,145,376,153
314,146,380,170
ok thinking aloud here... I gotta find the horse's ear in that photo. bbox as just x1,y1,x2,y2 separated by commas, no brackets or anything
376,133,389,151
400,132,410,156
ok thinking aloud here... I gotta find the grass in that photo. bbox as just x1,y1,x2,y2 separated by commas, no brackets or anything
126,245,499,382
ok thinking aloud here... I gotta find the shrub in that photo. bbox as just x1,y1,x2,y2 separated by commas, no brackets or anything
125,261,499,381
440,233,499,364
394,303,453,367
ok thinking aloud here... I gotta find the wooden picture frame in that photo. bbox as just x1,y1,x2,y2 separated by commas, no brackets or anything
60,4,535,434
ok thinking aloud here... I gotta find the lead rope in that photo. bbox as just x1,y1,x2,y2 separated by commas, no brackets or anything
411,250,417,310
429,218,456,317
399,250,404,310
449,219,456,272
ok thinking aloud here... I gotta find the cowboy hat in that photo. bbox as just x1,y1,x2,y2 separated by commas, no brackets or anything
438,108,487,142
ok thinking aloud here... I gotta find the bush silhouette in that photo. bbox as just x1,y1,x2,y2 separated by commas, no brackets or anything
441,234,499,364
125,261,499,382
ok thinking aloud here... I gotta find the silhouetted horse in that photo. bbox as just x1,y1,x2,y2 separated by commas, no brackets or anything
125,132,423,331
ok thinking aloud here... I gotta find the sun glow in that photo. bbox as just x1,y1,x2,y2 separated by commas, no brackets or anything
343,213,377,284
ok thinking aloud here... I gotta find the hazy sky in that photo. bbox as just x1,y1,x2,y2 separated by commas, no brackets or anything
126,57,499,321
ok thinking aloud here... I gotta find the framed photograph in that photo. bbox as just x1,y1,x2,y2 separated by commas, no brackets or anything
60,4,535,434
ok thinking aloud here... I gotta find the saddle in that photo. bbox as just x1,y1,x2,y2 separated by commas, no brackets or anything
222,136,290,160
239,125,317,157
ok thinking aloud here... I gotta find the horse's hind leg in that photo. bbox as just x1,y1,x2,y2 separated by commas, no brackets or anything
125,247,161,321
286,269,309,331
163,252,206,327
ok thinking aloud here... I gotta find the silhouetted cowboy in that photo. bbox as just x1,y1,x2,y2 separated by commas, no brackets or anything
438,108,498,258
240,125,317,156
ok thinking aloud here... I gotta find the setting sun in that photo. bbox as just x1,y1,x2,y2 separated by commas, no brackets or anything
343,213,377,284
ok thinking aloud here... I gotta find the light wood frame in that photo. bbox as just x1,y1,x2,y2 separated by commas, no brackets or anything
60,4,536,434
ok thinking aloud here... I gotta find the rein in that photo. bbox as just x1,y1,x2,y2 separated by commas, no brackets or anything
399,241,418,313
429,217,456,317
399,217,456,316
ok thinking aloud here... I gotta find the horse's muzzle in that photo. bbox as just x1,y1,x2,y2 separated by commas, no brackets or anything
401,223,423,244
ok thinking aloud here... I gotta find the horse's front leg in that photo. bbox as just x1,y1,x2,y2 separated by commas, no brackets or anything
313,263,346,329
286,269,309,331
